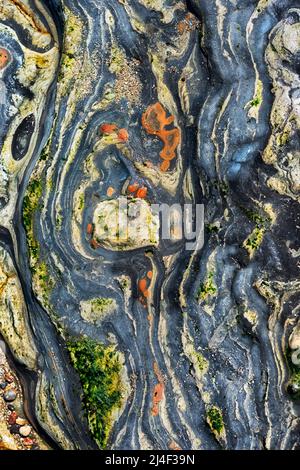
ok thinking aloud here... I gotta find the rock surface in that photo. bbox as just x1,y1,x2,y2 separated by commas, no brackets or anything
0,0,299,451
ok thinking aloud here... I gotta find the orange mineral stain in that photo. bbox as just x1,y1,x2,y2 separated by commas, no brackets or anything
147,270,153,280
0,48,10,70
142,102,180,172
107,186,115,197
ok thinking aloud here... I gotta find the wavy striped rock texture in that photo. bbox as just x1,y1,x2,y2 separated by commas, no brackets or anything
0,0,299,450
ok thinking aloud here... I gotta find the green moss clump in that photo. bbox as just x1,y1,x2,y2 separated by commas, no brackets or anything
206,406,224,435
78,194,85,211
196,271,217,302
67,337,122,449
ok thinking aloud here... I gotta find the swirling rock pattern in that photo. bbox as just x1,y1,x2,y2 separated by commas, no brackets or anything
0,0,300,450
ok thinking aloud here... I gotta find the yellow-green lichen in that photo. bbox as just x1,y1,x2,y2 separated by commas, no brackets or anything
194,351,209,374
243,226,265,256
23,178,43,264
241,208,271,257
32,261,55,307
196,271,217,302
206,406,224,436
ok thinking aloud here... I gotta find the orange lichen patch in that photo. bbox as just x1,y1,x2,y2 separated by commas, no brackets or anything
142,102,180,172
159,128,180,160
0,48,11,70
138,276,151,303
86,223,93,235
136,186,148,199
142,102,173,135
99,123,118,134
169,441,182,451
143,289,149,298
147,270,153,280
128,182,139,193
153,361,164,383
138,278,147,293
107,186,115,197
177,13,200,35
90,239,100,249
160,160,170,172
117,128,129,142
151,383,164,417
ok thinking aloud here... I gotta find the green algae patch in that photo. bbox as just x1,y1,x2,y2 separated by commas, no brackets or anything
23,178,43,263
206,406,224,435
67,337,123,449
196,271,217,302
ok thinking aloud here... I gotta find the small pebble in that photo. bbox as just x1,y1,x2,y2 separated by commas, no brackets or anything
7,404,15,411
3,389,16,402
19,425,31,437
16,417,26,426
8,411,17,425
10,424,20,434
0,381,7,390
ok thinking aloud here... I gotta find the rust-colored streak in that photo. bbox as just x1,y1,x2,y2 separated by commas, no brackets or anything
9,0,48,34
151,362,165,417
151,383,165,417
86,223,93,235
142,102,180,171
